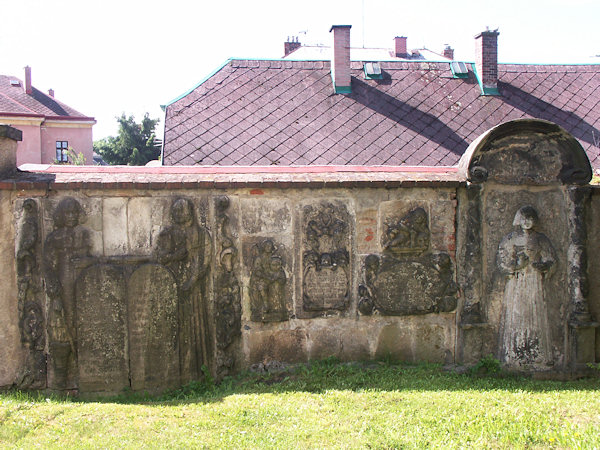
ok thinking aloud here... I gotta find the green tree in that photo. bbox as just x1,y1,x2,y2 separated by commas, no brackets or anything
94,113,160,165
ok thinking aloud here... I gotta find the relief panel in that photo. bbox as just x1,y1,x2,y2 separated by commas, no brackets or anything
301,201,351,314
246,238,289,322
359,207,458,316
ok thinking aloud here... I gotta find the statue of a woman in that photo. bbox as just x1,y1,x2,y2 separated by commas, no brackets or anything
497,206,555,368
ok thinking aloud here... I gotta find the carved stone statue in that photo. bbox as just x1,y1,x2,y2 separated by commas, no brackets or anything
249,239,287,322
497,206,556,368
156,198,211,383
43,197,92,390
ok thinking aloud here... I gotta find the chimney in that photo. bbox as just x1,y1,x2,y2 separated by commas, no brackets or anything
394,36,408,58
475,29,500,93
329,25,352,93
443,45,454,60
24,66,32,95
48,88,54,98
284,36,302,57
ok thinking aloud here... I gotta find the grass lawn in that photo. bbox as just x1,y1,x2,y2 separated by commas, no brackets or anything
0,360,599,448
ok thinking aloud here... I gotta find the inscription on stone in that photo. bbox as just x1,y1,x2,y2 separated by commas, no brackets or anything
302,202,350,312
128,263,179,391
76,264,128,393
359,207,458,316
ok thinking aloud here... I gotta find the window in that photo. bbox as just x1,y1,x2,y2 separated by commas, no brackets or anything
56,141,68,162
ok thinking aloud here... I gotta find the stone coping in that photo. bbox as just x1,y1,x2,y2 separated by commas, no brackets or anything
1,164,465,191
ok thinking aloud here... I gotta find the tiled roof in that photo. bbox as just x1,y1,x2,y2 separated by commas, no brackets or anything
284,46,449,61
0,75,93,119
163,60,600,169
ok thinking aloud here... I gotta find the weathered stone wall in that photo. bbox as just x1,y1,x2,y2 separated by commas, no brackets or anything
0,119,598,394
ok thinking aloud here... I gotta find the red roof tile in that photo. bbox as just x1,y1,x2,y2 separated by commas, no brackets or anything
0,75,93,120
164,60,600,169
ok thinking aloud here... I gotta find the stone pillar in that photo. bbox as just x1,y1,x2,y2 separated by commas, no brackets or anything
566,186,599,369
0,125,22,175
457,184,493,364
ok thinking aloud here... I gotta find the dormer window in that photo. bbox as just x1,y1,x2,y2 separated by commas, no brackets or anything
364,62,383,80
450,61,469,78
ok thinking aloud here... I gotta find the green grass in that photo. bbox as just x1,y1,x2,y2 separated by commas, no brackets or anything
1,361,599,448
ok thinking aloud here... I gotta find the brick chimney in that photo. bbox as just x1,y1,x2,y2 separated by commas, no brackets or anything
284,36,301,57
475,29,499,92
48,88,54,98
329,25,352,93
394,36,408,58
443,45,454,60
24,66,32,95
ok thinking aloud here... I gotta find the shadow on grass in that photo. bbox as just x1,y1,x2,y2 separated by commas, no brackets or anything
6,359,598,406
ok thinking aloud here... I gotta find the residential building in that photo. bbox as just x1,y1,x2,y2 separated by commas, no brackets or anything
0,67,96,166
162,26,600,169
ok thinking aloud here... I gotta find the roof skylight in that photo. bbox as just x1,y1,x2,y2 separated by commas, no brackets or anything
364,62,383,79
450,61,469,78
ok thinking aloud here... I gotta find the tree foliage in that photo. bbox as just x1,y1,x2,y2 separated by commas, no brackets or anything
94,113,160,165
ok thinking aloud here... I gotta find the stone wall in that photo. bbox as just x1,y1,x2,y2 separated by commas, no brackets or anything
1,119,599,395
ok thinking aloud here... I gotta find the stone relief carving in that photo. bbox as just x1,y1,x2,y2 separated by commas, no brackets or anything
359,207,458,316
497,206,556,368
156,198,211,383
302,203,350,312
43,197,92,390
214,196,241,375
128,264,179,392
249,239,287,322
15,199,46,389
383,207,430,256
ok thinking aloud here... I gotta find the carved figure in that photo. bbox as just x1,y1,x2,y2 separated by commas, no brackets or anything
497,206,556,368
43,197,91,390
156,198,211,383
383,207,430,256
302,203,350,312
250,240,287,322
15,199,46,389
214,196,241,374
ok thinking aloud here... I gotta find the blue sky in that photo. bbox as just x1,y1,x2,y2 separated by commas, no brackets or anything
1,0,598,140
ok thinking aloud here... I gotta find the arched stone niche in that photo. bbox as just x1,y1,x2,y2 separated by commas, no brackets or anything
456,119,597,373
458,119,592,185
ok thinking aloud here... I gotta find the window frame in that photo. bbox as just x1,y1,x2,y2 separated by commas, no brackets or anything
56,141,69,163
